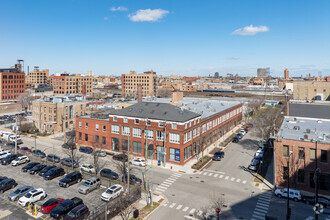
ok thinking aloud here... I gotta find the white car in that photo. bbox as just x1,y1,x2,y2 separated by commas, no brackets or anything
254,149,264,159
239,130,246,135
101,184,123,201
11,156,30,166
274,188,301,201
80,164,96,174
129,159,146,167
0,151,11,159
18,188,47,206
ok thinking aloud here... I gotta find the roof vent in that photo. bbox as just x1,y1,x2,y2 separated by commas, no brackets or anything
128,108,132,112
294,118,297,121
306,129,310,133
293,126,300,130
317,120,322,123
150,110,155,114
304,134,308,140
163,112,167,115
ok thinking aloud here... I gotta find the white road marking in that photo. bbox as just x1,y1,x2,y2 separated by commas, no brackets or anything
230,177,235,181
169,203,176,208
160,183,171,187
182,206,189,212
256,202,269,208
258,197,271,203
225,176,229,180
214,174,218,177
197,211,203,216
242,180,247,184
176,205,183,210
157,185,168,190
252,214,265,220
236,179,241,183
163,203,168,207
189,208,196,214
155,188,165,192
305,217,313,220
203,172,208,175
163,181,173,185
254,210,267,215
256,204,269,211
172,173,182,177
219,175,224,178
208,173,213,176
165,179,175,183
203,169,225,174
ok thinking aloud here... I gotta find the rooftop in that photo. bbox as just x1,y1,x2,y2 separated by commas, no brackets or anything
277,116,330,144
35,95,86,103
289,102,330,120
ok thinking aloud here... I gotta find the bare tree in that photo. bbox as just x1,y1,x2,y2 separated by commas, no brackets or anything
194,193,226,219
62,130,80,170
114,159,133,185
117,193,135,220
156,88,172,98
16,93,34,112
253,107,281,141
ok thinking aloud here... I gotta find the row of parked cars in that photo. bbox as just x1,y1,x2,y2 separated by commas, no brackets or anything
232,125,252,143
248,145,265,172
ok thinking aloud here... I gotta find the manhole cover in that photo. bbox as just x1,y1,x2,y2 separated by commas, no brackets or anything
172,194,175,196
190,177,193,179
196,176,199,178
200,180,204,183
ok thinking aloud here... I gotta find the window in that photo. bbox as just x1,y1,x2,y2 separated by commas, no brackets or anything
96,124,99,131
122,139,128,152
283,166,288,180
135,119,139,124
169,133,180,144
193,129,196,138
145,130,154,139
79,132,82,140
188,145,192,158
283,145,289,157
169,148,176,161
102,137,106,145
184,147,188,160
172,123,177,129
113,116,117,122
310,149,316,161
122,126,130,135
124,118,128,123
112,138,119,151
159,122,164,127
95,135,99,144
156,131,164,141
321,150,328,163
85,122,88,129
202,124,206,133
188,131,192,141
112,125,120,134
103,125,106,132
197,127,200,136
79,121,81,128
298,169,305,183
85,134,88,141
147,120,151,126
133,142,142,154
132,128,141,137
298,147,305,160
193,142,196,154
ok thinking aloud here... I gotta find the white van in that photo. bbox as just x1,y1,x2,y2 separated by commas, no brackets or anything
274,188,302,201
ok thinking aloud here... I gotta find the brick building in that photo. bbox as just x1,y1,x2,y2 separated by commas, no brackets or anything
122,71,157,98
287,81,330,101
76,100,243,165
0,63,25,101
26,67,49,88
32,95,87,133
53,74,93,96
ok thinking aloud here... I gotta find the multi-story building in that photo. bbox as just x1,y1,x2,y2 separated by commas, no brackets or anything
284,68,289,80
53,74,93,96
122,71,157,98
76,99,243,165
257,68,270,77
287,81,330,100
26,67,49,88
0,62,25,101
32,95,87,133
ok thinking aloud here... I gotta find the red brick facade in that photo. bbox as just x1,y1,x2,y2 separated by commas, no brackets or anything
0,72,25,101
76,103,243,165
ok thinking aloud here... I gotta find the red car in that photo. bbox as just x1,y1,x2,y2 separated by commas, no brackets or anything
41,198,64,214
20,147,32,153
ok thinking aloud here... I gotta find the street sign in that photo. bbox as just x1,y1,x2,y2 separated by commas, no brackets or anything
313,203,324,214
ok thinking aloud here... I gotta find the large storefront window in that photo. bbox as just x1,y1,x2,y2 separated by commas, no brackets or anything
157,146,164,162
148,144,154,159
112,138,119,152
169,148,180,162
133,142,141,154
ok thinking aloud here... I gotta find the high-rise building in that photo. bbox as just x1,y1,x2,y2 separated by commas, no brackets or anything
214,72,219,78
257,68,270,77
0,62,25,101
122,70,157,98
284,68,289,79
26,67,49,88
53,74,94,96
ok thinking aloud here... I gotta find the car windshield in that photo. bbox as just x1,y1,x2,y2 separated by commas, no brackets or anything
43,199,55,206
88,165,93,169
106,189,113,194
82,181,90,186
25,193,32,198
13,188,22,194
67,211,76,218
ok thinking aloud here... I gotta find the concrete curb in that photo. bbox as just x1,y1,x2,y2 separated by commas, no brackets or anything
199,158,213,171
143,199,164,220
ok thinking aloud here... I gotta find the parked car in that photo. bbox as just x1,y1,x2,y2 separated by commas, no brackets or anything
22,162,40,172
62,143,76,150
0,178,17,193
11,155,30,166
1,154,21,165
61,158,79,168
20,147,32,153
100,169,119,180
129,159,146,167
248,158,260,171
239,130,246,135
243,128,248,133
31,150,46,158
79,146,93,154
78,177,101,194
47,154,61,163
303,197,330,207
29,164,47,175
50,197,83,220
41,198,65,214
0,176,8,182
43,167,65,180
274,188,302,201
101,184,124,201
113,154,128,162
212,151,225,161
122,174,142,185
236,133,243,139
8,186,34,201
18,188,47,206
59,171,83,188
95,151,106,157
80,164,96,174
0,151,11,159
254,149,264,159
63,204,90,220
39,166,56,176
245,124,253,130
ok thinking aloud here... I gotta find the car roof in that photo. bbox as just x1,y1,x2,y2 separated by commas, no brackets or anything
109,184,121,189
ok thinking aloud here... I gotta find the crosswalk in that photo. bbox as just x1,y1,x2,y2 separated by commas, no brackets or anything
306,215,330,220
251,191,272,220
154,172,182,194
163,202,202,216
200,171,247,185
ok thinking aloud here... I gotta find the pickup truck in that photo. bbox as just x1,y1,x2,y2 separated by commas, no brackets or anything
50,197,83,219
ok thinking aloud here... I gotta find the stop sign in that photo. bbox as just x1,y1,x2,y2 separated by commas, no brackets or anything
216,208,220,213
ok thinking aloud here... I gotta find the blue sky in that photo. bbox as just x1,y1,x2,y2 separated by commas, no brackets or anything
1,0,330,77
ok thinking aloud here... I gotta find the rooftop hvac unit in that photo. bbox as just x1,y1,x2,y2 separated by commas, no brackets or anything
304,134,308,140
306,129,310,133
293,126,300,130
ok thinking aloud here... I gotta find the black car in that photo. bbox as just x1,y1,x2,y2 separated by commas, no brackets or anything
62,143,76,150
63,204,89,220
0,176,8,182
22,162,40,172
122,174,142,185
39,166,56,177
303,197,330,207
47,154,61,163
61,158,79,168
0,178,17,193
59,172,83,188
1,154,21,165
232,137,239,143
212,151,225,161
32,150,46,158
113,154,128,162
43,167,65,180
29,164,47,175
79,146,93,154
100,169,119,180
50,197,83,219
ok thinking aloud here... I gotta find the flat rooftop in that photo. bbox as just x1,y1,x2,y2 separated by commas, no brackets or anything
277,116,330,144
289,102,330,120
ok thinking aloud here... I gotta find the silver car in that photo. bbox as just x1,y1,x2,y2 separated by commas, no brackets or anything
78,177,101,194
8,186,33,201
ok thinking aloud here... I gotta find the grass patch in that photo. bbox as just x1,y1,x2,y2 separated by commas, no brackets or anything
191,156,211,169
130,202,160,220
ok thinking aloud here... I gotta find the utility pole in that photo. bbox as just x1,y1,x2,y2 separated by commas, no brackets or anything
163,120,167,166
15,116,18,154
314,141,319,220
286,151,291,220
144,119,148,191
127,136,130,193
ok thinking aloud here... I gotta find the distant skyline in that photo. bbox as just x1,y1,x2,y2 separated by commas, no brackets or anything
1,0,330,77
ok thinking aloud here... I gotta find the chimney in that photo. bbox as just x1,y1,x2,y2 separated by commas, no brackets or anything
137,85,142,103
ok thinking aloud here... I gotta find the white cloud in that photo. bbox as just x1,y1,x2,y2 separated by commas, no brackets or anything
129,9,169,22
110,6,128,12
232,25,269,36
227,56,239,60
104,17,109,21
